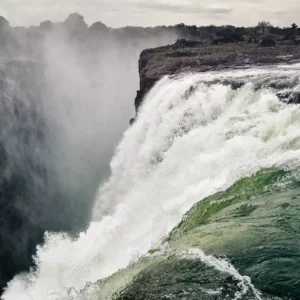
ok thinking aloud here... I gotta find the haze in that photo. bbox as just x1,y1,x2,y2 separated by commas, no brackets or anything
1,0,300,28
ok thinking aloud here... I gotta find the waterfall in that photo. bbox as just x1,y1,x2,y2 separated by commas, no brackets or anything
3,65,300,300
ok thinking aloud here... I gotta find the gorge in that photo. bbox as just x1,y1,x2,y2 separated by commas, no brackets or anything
1,13,300,300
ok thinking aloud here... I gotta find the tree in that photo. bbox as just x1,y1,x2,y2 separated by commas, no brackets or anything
89,21,109,34
291,23,298,30
257,21,272,36
0,16,10,33
39,20,53,31
64,13,87,33
291,23,298,36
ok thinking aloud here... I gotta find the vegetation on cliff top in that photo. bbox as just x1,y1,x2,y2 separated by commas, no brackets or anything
1,12,300,59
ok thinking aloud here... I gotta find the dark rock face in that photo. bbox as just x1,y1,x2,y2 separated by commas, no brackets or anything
276,91,300,104
0,61,47,292
134,78,158,111
129,118,136,125
0,61,93,293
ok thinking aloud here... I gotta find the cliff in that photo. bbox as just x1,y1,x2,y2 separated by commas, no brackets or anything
135,41,300,111
0,59,47,292
0,59,92,293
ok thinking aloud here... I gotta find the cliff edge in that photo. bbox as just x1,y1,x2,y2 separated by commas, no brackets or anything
135,40,300,111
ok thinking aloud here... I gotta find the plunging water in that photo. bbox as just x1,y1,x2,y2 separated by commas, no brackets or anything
3,65,300,300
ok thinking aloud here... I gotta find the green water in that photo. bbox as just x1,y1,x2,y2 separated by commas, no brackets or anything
114,258,257,300
108,169,300,300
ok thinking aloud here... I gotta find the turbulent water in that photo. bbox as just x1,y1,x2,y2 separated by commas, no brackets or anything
3,64,300,299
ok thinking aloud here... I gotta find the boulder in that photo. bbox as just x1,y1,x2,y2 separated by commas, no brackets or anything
276,91,300,104
129,118,136,125
260,38,276,47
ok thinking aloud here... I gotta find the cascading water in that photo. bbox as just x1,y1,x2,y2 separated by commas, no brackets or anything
3,65,300,300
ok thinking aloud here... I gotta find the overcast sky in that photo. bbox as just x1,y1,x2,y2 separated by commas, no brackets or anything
1,0,299,28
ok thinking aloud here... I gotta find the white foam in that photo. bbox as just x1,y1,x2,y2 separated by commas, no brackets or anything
3,67,300,300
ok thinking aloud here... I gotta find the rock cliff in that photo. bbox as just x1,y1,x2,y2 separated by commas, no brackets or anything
135,41,300,111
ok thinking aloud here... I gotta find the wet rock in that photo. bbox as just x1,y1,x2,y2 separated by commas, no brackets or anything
135,78,158,112
276,91,300,104
129,118,136,125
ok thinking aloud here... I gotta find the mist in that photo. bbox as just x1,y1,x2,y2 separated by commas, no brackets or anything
0,13,177,293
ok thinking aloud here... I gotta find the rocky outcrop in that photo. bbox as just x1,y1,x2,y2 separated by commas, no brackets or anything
0,60,47,293
276,91,300,104
135,41,300,111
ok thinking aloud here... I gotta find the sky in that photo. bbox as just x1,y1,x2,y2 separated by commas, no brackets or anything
1,0,300,28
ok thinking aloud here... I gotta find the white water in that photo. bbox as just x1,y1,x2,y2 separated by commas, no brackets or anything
182,249,262,300
3,66,300,300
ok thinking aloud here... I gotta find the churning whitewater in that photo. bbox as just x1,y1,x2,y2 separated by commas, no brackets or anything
3,65,300,300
